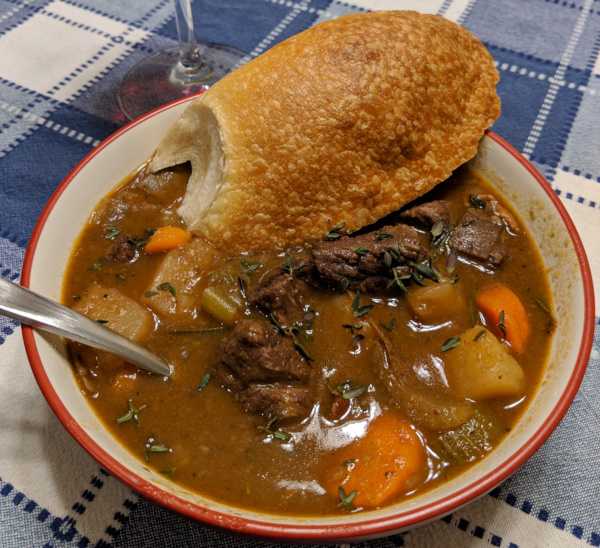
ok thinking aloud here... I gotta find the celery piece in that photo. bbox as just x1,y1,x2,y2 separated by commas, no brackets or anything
434,407,504,465
200,286,240,325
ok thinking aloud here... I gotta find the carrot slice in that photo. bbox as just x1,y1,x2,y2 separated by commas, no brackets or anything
323,413,425,509
476,283,531,355
144,226,192,254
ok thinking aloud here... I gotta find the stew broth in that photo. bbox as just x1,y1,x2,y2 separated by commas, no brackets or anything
62,163,553,516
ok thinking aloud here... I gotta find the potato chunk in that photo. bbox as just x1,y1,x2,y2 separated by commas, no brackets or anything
73,282,155,370
446,326,525,400
406,279,466,323
141,237,214,317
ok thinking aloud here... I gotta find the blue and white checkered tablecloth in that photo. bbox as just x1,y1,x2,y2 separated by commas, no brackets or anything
0,0,599,546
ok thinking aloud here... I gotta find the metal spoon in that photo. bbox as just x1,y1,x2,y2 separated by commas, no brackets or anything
0,276,171,377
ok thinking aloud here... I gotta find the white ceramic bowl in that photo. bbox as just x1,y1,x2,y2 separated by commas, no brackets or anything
21,96,594,543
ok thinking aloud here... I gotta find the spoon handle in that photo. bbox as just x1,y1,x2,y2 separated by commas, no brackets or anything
0,277,170,377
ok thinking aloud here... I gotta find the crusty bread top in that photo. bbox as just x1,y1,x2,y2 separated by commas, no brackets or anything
149,11,500,253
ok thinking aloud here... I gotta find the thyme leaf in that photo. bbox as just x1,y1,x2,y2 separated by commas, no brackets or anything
375,229,393,240
354,246,369,256
342,323,363,334
269,314,315,361
446,247,458,275
411,261,440,282
197,373,211,391
351,291,374,317
331,379,367,400
88,258,102,271
339,277,350,294
258,414,290,441
431,219,445,239
473,329,486,342
160,468,175,479
157,282,176,296
338,486,358,510
387,268,409,293
439,336,460,352
497,310,506,337
241,259,261,273
382,251,392,269
117,399,147,424
277,254,307,276
325,221,346,241
149,444,171,452
104,227,121,240
168,327,230,334
380,318,396,331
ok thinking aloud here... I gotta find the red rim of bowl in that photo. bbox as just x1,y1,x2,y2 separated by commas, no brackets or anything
20,99,595,542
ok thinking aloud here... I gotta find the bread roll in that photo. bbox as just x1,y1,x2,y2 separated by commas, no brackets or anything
149,11,500,252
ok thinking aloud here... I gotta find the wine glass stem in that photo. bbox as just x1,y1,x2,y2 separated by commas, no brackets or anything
172,0,213,83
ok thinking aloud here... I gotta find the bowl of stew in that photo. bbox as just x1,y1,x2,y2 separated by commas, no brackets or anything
21,95,594,542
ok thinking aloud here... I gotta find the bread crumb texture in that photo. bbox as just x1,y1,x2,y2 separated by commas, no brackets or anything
150,11,500,252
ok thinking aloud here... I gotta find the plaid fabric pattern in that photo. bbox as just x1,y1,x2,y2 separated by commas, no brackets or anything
0,0,598,546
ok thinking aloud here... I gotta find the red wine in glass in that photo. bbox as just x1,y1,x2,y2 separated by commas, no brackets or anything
118,0,247,120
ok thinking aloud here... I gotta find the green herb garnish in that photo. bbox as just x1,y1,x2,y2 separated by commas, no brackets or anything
329,378,367,400
149,444,171,453
117,399,147,424
411,261,440,282
535,298,552,315
439,336,460,352
446,247,458,275
241,259,261,273
88,258,102,271
387,268,410,293
160,468,175,480
338,486,358,510
269,314,315,361
497,310,506,337
168,327,230,334
354,246,369,256
325,221,346,241
197,373,211,391
351,291,374,317
157,282,176,296
104,227,121,240
258,414,290,441
382,251,393,269
338,277,350,294
431,219,445,239
375,229,393,240
380,318,396,331
342,323,363,334
473,329,487,342
277,254,308,276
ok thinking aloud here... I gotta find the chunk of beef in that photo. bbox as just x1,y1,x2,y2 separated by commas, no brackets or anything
105,234,136,263
400,200,451,227
450,209,507,266
238,383,312,420
248,270,311,327
211,319,310,392
312,224,429,291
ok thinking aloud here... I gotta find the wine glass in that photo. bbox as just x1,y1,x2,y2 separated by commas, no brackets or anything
118,0,248,121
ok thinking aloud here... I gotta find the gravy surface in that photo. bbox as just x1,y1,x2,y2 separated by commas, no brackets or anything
62,164,553,516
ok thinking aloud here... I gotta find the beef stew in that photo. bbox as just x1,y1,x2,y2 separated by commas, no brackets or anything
62,163,554,516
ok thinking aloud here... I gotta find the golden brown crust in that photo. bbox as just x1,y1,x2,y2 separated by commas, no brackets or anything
150,11,500,252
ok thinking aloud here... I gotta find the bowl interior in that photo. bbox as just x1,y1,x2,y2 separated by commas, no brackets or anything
21,98,594,542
